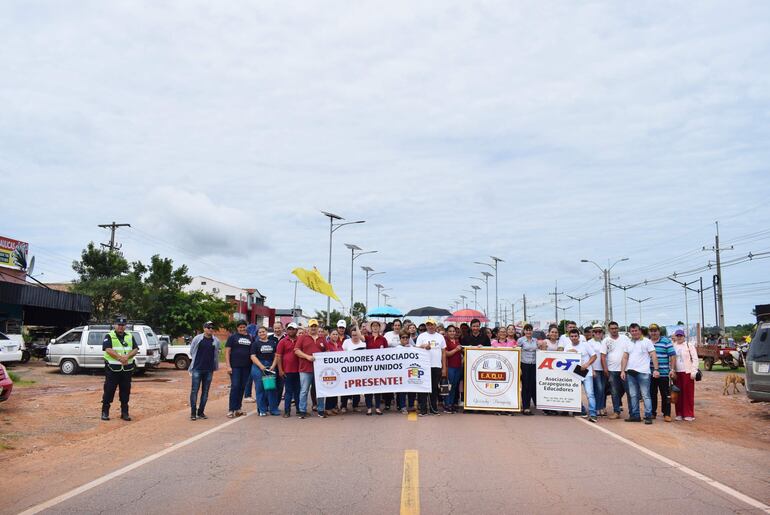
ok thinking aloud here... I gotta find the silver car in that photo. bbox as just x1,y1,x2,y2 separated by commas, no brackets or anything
45,324,161,375
746,322,770,402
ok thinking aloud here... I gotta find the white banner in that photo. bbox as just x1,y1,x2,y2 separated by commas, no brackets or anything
463,347,521,411
313,347,432,396
535,351,582,412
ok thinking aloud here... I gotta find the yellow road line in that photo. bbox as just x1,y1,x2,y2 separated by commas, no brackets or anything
407,412,417,421
400,450,420,515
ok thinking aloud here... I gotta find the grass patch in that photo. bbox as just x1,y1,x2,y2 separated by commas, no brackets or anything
7,372,36,386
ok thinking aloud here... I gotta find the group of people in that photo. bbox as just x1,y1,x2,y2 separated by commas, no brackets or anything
182,317,699,424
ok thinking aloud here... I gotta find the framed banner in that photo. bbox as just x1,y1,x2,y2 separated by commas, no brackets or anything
535,351,582,412
313,347,432,396
463,347,521,412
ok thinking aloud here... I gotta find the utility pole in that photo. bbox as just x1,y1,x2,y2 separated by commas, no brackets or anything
581,258,629,327
628,297,652,325
98,222,131,251
610,282,633,329
291,280,299,323
565,293,589,327
549,281,564,325
522,293,527,322
703,221,732,335
668,277,698,337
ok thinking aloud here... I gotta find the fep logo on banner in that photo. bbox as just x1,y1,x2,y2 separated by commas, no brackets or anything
470,353,515,397
407,363,425,384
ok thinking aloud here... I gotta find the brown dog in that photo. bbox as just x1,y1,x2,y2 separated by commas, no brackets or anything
723,373,746,395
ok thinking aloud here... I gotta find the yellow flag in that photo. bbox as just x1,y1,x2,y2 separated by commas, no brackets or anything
292,267,341,301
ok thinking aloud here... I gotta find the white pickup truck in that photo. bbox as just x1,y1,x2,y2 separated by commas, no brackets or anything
161,340,192,370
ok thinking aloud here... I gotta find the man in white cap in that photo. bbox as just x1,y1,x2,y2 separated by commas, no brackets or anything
415,318,447,416
589,324,608,416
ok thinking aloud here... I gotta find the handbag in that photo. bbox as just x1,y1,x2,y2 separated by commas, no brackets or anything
687,344,703,381
670,378,680,404
439,378,451,397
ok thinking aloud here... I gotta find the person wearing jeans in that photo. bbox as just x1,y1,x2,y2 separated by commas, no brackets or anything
518,324,538,415
562,328,597,421
589,325,607,416
416,318,446,416
225,321,254,418
189,321,220,420
608,371,626,418
250,326,280,416
621,323,660,424
277,323,300,417
364,320,388,415
602,321,631,418
341,320,367,413
648,324,677,422
443,325,463,413
294,319,326,418
242,323,258,403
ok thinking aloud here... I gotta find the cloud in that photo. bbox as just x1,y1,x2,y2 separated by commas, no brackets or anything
138,187,268,258
1,1,770,325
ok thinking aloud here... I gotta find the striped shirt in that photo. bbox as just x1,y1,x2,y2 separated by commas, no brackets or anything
650,336,676,375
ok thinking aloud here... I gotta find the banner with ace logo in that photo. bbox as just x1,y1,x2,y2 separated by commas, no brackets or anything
535,351,583,412
463,347,521,412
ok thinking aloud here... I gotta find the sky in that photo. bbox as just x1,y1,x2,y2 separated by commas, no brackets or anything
2,1,770,327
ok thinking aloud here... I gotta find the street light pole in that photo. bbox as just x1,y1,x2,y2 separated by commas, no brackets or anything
345,244,377,317
581,257,628,327
481,271,492,318
471,285,481,310
475,257,503,326
361,267,384,317
460,295,468,309
322,211,365,326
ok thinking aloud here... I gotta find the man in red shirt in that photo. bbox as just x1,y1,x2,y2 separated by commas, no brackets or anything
364,320,388,415
295,319,326,419
276,322,300,418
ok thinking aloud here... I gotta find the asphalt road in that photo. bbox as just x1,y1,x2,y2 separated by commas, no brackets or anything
26,408,766,515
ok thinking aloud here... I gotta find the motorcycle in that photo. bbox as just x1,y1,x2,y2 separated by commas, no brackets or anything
728,342,749,369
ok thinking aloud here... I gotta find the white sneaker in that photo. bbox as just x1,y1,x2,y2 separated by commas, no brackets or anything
684,417,695,421
244,397,256,403
675,416,683,421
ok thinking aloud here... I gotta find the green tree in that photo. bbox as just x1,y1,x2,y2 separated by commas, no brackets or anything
351,301,367,320
72,244,231,337
71,242,134,321
314,309,345,328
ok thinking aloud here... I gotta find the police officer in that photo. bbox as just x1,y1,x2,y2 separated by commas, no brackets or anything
101,315,138,421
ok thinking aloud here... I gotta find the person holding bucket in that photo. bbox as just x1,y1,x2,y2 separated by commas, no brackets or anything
250,326,280,416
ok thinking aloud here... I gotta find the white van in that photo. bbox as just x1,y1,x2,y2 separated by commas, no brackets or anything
45,324,161,375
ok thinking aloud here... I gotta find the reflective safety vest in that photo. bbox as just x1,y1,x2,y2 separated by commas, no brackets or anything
104,331,135,366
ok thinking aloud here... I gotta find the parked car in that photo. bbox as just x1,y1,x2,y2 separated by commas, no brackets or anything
0,362,13,402
0,331,23,364
45,324,161,375
746,321,770,402
163,344,192,370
